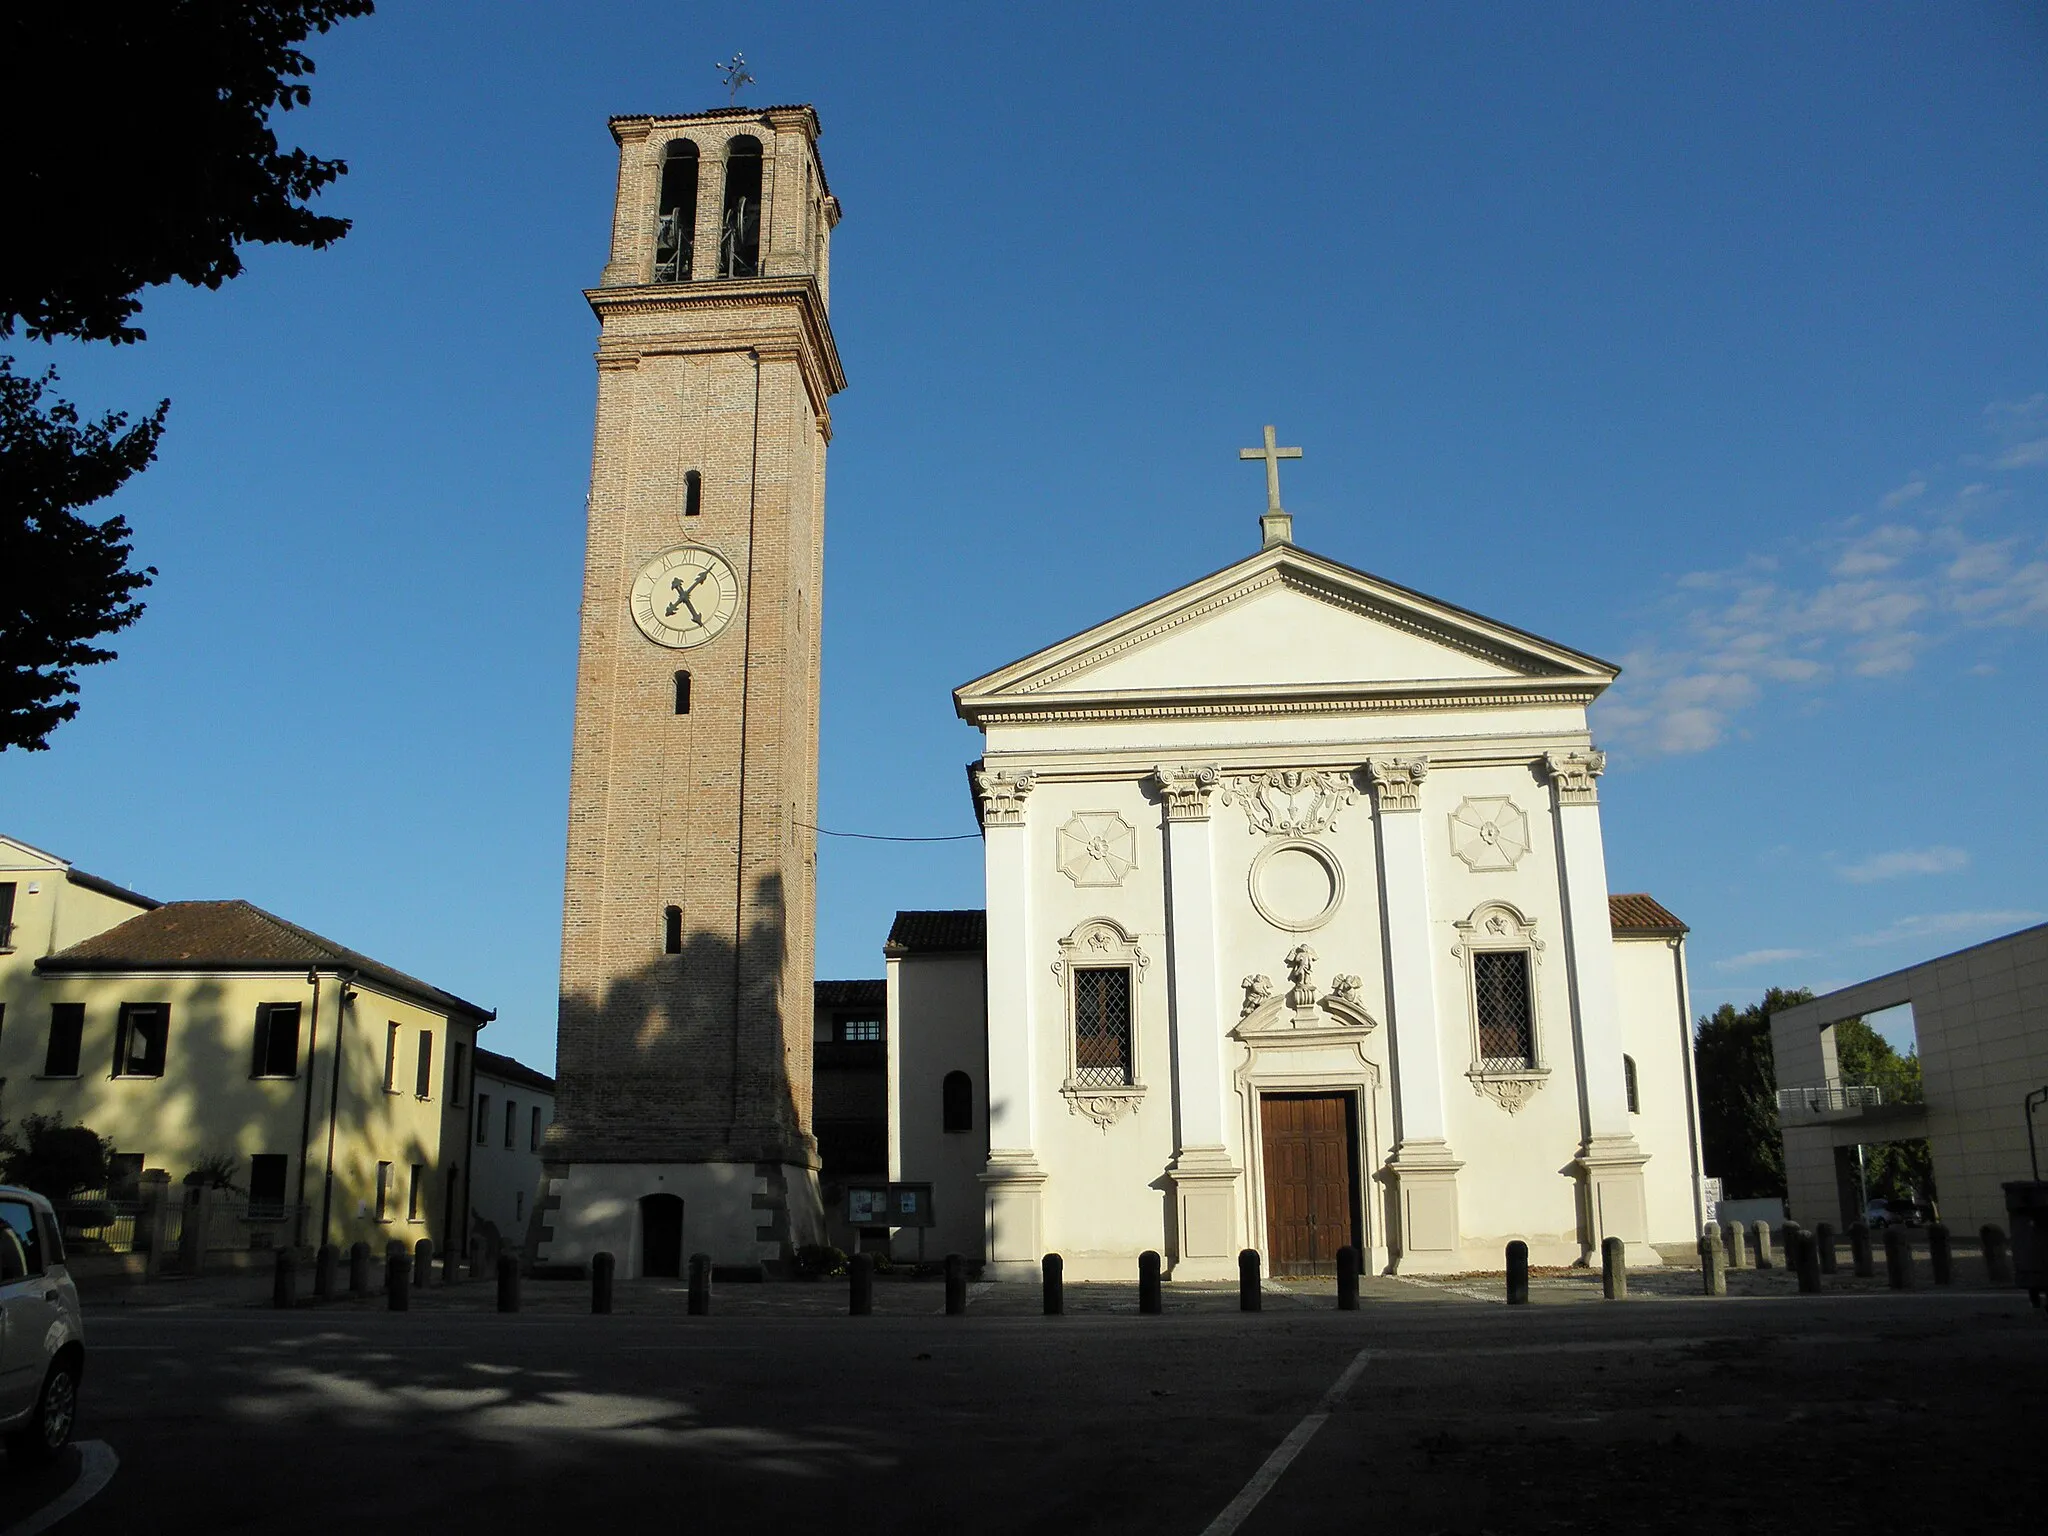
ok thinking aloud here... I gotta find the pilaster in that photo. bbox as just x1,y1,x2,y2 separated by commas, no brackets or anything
977,767,1045,1277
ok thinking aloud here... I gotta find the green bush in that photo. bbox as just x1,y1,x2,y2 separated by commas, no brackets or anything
1,1113,110,1199
793,1243,848,1279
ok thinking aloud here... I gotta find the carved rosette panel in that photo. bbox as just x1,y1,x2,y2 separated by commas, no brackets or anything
1448,796,1531,872
974,768,1037,827
1365,756,1430,814
1152,763,1220,822
1542,749,1606,807
1056,812,1137,888
1220,769,1358,837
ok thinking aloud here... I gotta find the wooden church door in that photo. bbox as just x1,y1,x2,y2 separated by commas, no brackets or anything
1260,1093,1360,1277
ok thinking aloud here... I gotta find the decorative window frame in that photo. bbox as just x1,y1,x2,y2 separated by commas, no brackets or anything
1450,900,1551,1114
1051,918,1149,1129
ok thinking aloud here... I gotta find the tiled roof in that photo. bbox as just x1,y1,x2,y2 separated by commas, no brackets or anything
816,978,885,1008
474,1048,555,1095
609,104,815,126
886,910,986,955
1610,893,1688,935
38,899,492,1020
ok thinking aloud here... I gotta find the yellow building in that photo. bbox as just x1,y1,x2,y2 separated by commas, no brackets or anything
0,835,491,1260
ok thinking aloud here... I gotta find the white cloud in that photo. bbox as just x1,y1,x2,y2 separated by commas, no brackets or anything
1713,948,1815,971
1878,479,1927,510
1996,438,2048,470
1849,910,2045,948
1836,846,1969,883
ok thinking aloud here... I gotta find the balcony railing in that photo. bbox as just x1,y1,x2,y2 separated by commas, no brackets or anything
1777,1082,1885,1114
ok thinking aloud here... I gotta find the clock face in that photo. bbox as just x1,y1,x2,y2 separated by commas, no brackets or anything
630,546,741,649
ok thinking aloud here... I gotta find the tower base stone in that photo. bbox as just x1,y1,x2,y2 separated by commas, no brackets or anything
533,1161,822,1276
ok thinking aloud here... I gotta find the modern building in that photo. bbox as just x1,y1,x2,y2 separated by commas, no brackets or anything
1772,921,2048,1236
813,979,886,1253
470,1049,555,1260
0,834,492,1261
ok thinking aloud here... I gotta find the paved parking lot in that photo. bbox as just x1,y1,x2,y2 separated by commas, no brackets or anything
10,1267,2044,1534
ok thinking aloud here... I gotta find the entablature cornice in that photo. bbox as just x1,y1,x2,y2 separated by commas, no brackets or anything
960,677,1601,727
971,734,1600,785
586,275,845,400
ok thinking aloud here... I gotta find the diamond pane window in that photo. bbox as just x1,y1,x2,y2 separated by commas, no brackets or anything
1472,950,1534,1070
1073,967,1133,1088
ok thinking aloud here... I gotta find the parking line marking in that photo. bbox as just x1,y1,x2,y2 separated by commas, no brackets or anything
1196,1348,1371,1536
1,1440,118,1536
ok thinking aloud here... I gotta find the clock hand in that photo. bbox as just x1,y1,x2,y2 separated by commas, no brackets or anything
665,576,704,623
682,569,712,598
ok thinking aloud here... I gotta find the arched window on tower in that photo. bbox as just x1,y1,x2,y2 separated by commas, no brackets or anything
683,469,702,517
719,136,763,277
673,670,691,715
942,1071,973,1133
663,905,683,955
654,139,699,282
1623,1053,1640,1114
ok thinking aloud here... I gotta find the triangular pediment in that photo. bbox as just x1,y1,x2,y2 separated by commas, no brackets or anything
955,543,1615,723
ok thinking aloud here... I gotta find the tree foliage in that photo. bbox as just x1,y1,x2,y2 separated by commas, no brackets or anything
0,1113,112,1201
0,363,165,750
1831,1017,1934,1204
1694,987,1811,1199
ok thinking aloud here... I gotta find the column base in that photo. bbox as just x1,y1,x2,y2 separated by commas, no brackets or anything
1575,1135,1658,1265
979,1150,1047,1278
1166,1146,1241,1281
1385,1139,1464,1275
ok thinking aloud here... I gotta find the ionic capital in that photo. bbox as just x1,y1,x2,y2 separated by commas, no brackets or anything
1542,749,1607,807
973,768,1037,828
1152,763,1221,822
1364,756,1430,814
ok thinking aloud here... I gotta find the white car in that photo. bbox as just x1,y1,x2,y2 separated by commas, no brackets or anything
0,1187,84,1463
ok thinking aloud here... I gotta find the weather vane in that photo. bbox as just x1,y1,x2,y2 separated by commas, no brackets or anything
717,53,755,105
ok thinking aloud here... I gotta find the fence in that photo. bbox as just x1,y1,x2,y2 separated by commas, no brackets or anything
1777,1083,1886,1114
54,1190,308,1256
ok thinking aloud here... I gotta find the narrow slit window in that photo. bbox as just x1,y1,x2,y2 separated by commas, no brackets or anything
530,1105,542,1152
1624,1053,1640,1114
504,1099,517,1150
674,671,691,715
719,136,763,277
684,469,702,517
664,905,683,954
654,138,699,282
407,1164,425,1222
383,1021,401,1092
376,1161,393,1222
476,1094,490,1146
416,1030,434,1100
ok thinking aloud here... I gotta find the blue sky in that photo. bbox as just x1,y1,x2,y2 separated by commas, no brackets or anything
5,4,2044,1068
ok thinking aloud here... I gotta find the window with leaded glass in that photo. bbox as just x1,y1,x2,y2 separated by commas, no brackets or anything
1472,950,1535,1070
1072,967,1133,1087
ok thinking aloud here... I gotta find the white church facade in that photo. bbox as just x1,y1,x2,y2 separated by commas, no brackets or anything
890,472,1705,1279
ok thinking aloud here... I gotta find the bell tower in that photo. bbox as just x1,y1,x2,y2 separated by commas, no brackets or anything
536,105,845,1272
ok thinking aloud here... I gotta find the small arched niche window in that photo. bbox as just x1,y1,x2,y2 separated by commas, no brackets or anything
1623,1054,1640,1114
942,1071,973,1133
663,905,683,955
673,670,691,715
719,136,763,277
654,139,699,282
683,469,702,518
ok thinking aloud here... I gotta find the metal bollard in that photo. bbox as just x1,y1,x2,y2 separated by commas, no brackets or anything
313,1243,338,1301
1042,1253,1064,1316
1336,1245,1359,1311
1849,1221,1874,1278
944,1252,967,1316
443,1253,464,1287
414,1238,435,1289
1506,1239,1530,1305
497,1253,521,1312
1814,1222,1838,1275
349,1240,371,1297
1883,1226,1913,1290
1981,1225,2014,1286
687,1253,711,1316
1750,1221,1774,1271
849,1253,874,1316
384,1239,407,1290
1601,1236,1628,1300
272,1248,298,1310
1138,1250,1162,1315
1723,1221,1748,1270
386,1252,410,1311
1795,1229,1821,1294
1701,1226,1727,1297
1238,1248,1262,1312
1928,1222,1953,1285
591,1251,614,1314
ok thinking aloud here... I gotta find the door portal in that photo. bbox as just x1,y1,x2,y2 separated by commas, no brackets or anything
1260,1092,1361,1277
639,1193,684,1278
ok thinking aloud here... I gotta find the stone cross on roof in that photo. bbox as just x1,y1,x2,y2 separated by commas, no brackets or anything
1239,424,1301,547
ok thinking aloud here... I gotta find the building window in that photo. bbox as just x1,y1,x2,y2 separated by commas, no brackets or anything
504,1099,517,1150
415,1030,434,1100
836,1015,882,1044
250,1003,301,1079
107,1152,145,1203
449,1041,468,1107
719,135,763,277
664,905,683,955
1624,1054,1640,1114
1073,968,1134,1088
376,1161,393,1222
248,1154,288,1220
530,1105,542,1152
674,671,691,715
1472,951,1535,1070
383,1021,401,1092
515,1190,525,1221
476,1094,490,1145
407,1164,425,1222
113,1003,169,1078
654,137,699,281
0,881,16,950
44,1003,84,1077
683,469,703,518
942,1070,973,1133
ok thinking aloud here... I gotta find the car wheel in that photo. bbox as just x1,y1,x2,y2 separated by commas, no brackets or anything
5,1358,78,1466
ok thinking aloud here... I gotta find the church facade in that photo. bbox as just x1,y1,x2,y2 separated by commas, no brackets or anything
894,479,1705,1278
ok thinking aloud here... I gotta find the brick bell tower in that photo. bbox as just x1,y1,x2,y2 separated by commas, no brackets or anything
535,106,844,1274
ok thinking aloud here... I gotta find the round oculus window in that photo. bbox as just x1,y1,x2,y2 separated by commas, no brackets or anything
1248,839,1344,932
